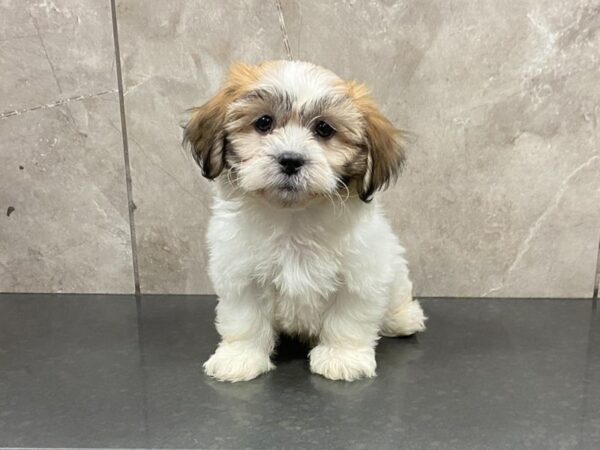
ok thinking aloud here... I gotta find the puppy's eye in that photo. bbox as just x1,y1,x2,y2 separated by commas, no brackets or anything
314,121,335,139
254,115,273,133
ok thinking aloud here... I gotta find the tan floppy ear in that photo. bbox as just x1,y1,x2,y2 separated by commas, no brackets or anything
183,63,261,179
183,90,230,179
347,82,406,202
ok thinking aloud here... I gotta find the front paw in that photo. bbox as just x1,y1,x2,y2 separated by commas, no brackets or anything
203,342,274,382
309,345,376,381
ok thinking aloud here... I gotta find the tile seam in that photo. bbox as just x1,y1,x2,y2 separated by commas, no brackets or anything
593,232,599,304
0,89,118,119
274,0,293,59
110,0,141,295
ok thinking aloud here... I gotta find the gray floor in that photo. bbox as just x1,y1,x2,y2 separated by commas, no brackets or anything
0,295,598,450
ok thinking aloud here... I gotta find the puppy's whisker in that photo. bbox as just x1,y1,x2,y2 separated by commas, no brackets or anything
339,183,350,202
223,167,243,199
334,191,347,217
331,194,342,217
226,168,236,187
326,191,339,215
323,187,346,217
334,177,351,204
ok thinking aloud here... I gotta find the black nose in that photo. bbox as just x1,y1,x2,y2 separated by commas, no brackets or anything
278,152,304,175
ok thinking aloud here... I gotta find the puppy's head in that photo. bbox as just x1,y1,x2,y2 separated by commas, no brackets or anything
184,61,405,207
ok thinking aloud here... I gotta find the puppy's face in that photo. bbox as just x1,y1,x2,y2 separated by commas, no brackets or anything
185,61,405,207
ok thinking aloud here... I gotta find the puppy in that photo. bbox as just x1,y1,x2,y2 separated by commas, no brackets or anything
184,60,426,382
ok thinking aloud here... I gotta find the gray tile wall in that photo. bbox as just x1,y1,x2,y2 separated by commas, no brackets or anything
1,0,599,297
1,0,133,293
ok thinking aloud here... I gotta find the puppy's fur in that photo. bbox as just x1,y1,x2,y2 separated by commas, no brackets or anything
185,61,426,382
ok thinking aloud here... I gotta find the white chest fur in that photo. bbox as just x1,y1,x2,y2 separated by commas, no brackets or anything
207,195,367,337
246,209,345,336
258,231,341,336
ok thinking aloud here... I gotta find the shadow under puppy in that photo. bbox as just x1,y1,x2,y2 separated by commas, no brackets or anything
184,60,426,382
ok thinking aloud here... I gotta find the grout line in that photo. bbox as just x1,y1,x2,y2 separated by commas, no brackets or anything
593,232,599,307
110,0,141,296
274,0,293,60
0,89,118,119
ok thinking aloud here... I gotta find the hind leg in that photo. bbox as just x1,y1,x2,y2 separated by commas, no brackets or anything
380,269,427,337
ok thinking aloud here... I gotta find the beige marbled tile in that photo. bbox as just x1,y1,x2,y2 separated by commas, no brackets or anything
115,0,600,296
280,0,600,297
116,0,288,293
0,0,117,112
0,0,133,293
0,94,134,293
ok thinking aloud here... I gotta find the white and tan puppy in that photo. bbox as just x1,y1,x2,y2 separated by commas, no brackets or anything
184,60,426,382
